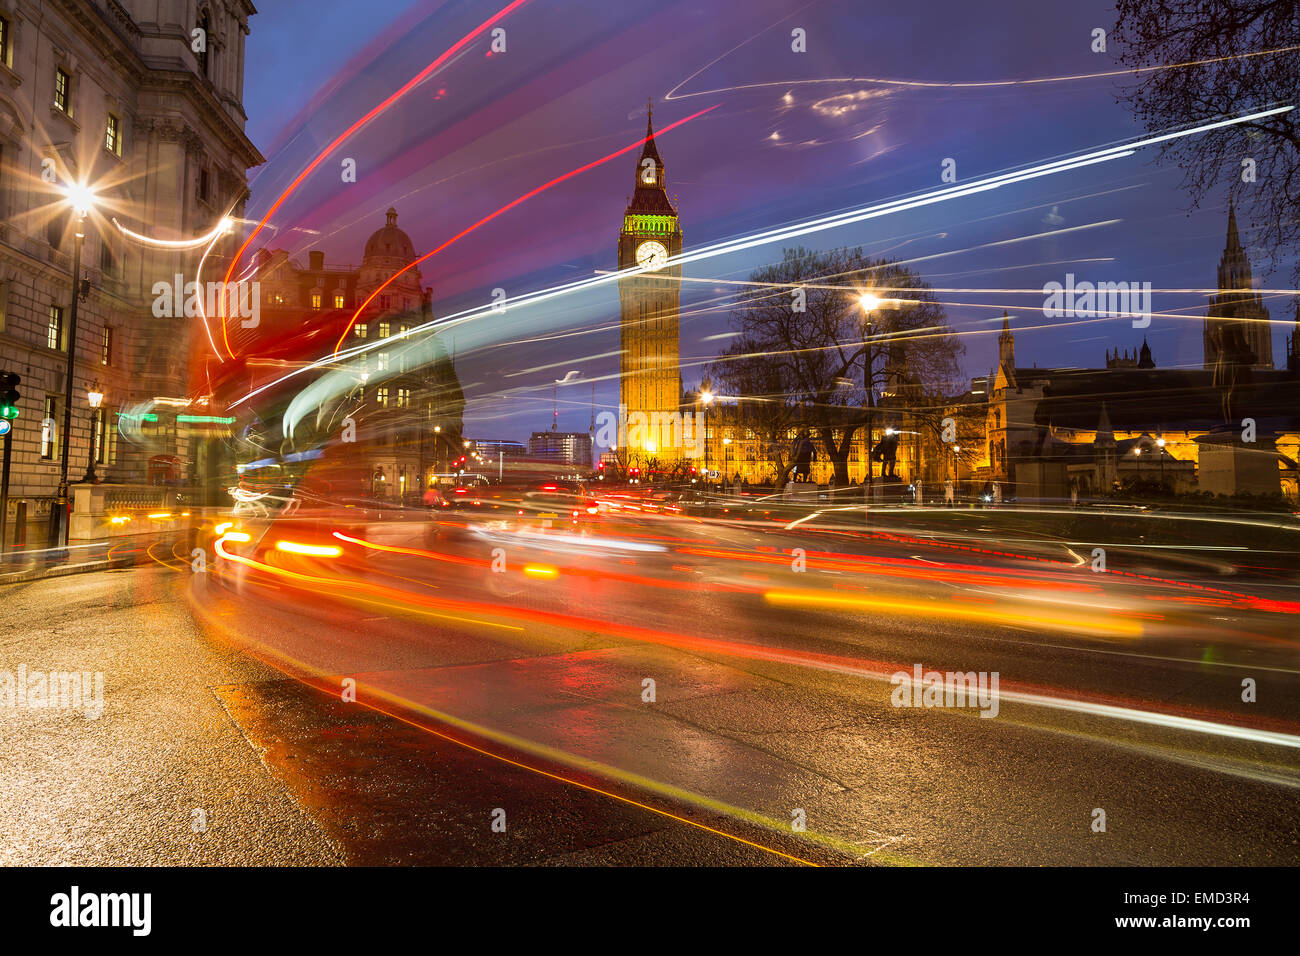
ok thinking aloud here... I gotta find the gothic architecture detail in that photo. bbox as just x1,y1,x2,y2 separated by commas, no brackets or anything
617,100,683,463
1204,202,1272,370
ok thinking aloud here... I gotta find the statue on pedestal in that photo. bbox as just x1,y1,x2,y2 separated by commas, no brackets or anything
1210,322,1256,425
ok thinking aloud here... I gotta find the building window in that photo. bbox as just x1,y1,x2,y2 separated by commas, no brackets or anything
47,305,64,350
379,295,391,310
376,387,389,408
396,388,410,408
93,408,107,464
100,240,116,274
41,397,57,459
47,210,68,251
310,290,322,310
101,326,113,365
54,68,70,113
196,12,211,77
398,324,408,336
198,167,210,202
354,323,367,338
0,17,10,69
378,321,390,338
377,352,389,372
269,292,284,306
105,113,121,155
333,292,345,309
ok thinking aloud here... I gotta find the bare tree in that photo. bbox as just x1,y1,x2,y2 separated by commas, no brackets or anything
707,349,803,485
710,247,962,486
1113,1,1300,281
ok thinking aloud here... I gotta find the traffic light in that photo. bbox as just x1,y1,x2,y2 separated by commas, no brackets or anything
0,372,19,420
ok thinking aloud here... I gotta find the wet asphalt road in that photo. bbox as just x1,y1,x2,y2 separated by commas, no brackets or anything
3,508,1298,865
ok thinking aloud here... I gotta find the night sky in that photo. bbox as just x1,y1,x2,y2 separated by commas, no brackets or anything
241,0,1297,442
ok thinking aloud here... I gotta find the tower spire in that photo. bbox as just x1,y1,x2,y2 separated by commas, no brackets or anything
1225,198,1242,257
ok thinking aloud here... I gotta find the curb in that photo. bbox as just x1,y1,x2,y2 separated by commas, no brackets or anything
0,555,132,586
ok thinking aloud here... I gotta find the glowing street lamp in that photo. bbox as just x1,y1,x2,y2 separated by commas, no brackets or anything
699,389,714,474
64,183,98,219
50,182,101,551
80,381,104,484
858,291,882,498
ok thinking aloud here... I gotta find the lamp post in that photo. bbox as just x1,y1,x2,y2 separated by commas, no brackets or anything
79,382,104,484
48,183,97,554
1156,436,1167,491
858,292,881,501
700,389,713,479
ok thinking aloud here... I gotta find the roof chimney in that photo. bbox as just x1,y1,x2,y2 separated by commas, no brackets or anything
308,250,325,272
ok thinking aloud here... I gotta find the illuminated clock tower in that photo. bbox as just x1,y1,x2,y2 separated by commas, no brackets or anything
618,100,683,463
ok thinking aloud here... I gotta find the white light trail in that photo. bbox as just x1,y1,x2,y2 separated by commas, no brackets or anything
112,217,233,249
227,105,1293,410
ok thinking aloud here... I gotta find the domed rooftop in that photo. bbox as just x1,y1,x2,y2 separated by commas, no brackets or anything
363,207,416,260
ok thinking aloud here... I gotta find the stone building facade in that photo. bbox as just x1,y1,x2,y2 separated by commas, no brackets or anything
0,0,261,545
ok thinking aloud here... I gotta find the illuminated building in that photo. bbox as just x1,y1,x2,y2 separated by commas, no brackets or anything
617,101,683,467
981,209,1300,500
246,208,465,501
0,0,261,544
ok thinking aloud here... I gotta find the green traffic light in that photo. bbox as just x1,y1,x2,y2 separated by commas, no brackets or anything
0,405,17,420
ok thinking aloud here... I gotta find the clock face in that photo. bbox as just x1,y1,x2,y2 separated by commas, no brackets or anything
635,240,668,271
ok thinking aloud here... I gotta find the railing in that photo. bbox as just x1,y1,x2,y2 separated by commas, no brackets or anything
69,484,195,544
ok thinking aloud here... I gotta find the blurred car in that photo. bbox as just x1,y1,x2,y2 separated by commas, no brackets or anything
512,481,598,530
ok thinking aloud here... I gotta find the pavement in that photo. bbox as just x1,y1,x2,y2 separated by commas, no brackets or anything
0,566,342,865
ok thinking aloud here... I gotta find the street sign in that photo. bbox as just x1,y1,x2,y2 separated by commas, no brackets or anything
0,419,9,436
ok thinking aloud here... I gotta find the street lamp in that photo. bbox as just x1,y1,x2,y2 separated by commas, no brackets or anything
700,389,714,476
79,382,104,484
859,292,879,499
49,181,99,553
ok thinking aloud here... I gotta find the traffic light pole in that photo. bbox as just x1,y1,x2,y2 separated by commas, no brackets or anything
0,427,12,558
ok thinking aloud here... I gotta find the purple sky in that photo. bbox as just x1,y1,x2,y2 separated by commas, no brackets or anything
241,0,1297,441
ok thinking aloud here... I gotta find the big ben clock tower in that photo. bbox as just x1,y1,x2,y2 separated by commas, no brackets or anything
618,100,683,464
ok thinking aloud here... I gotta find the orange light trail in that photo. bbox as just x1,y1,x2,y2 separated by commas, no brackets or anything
206,538,1300,748
186,591,823,865
764,588,1143,639
331,103,721,353
219,0,533,359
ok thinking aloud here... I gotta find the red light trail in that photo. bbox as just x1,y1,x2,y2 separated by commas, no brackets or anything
330,103,721,354
218,0,533,359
